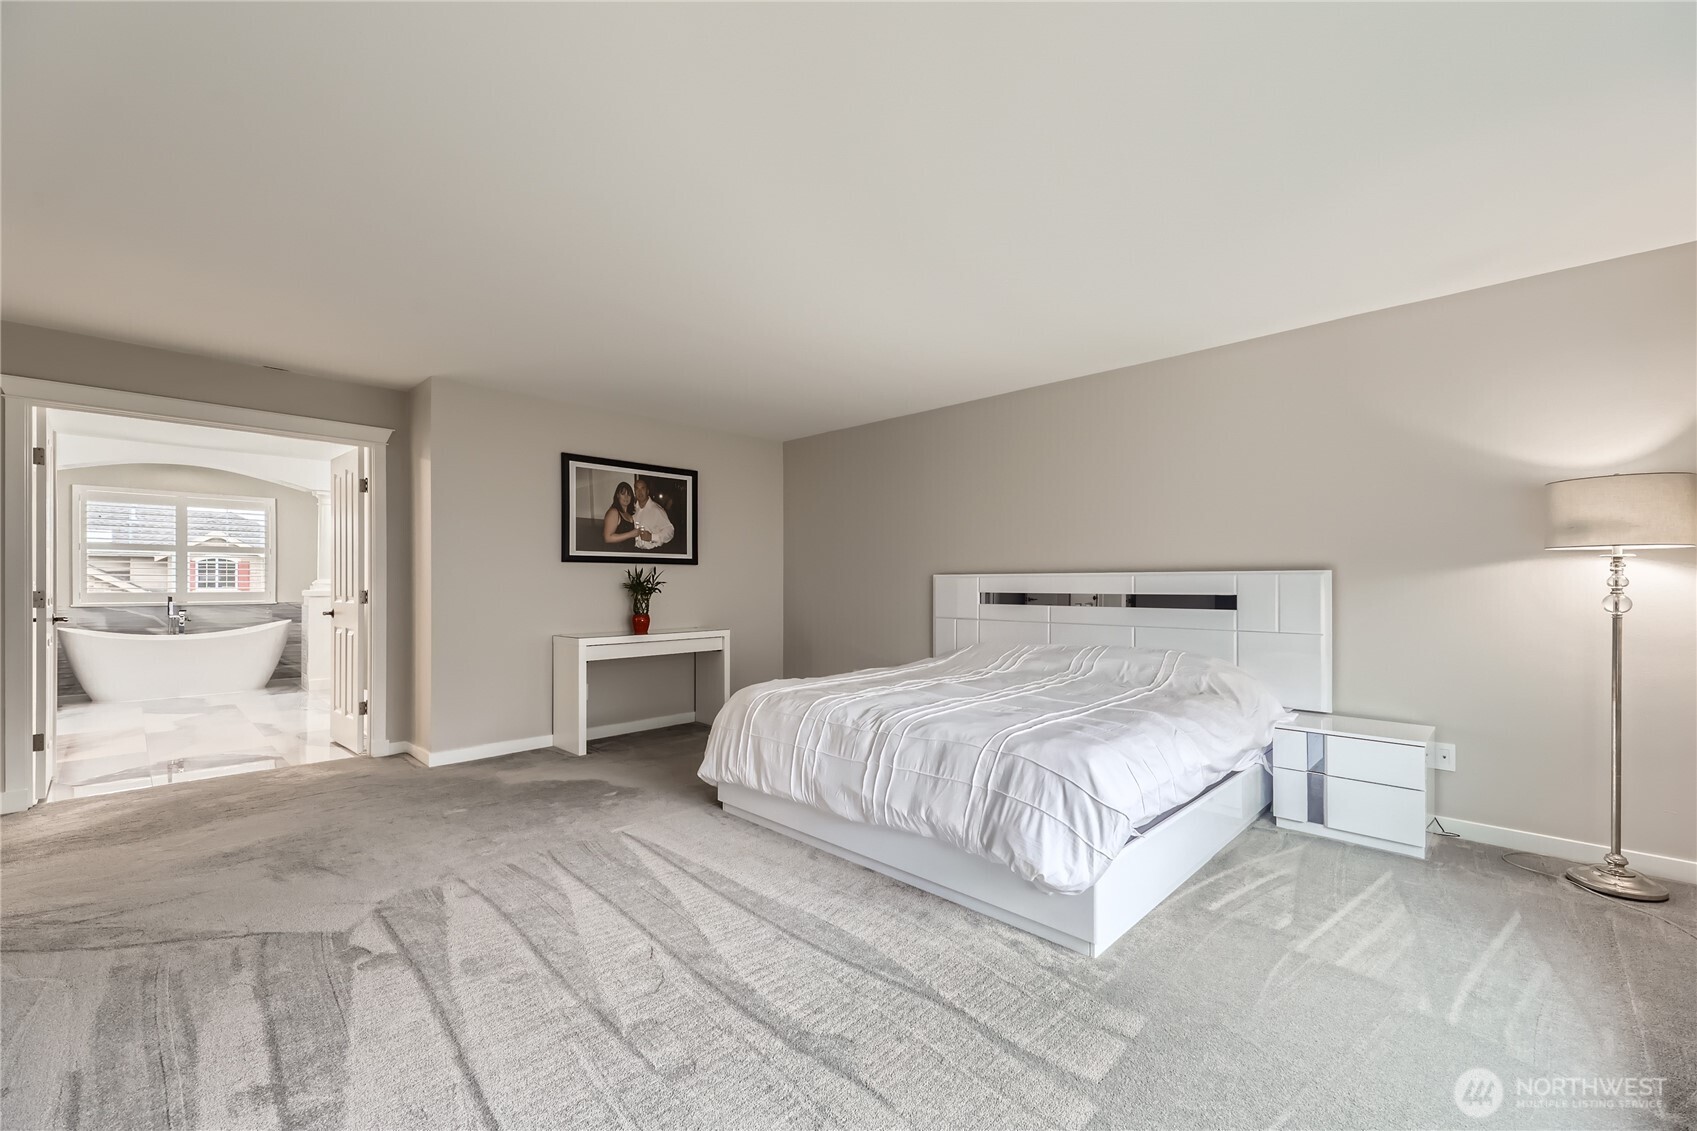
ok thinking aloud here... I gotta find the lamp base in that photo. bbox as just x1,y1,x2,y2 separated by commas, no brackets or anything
1565,862,1669,902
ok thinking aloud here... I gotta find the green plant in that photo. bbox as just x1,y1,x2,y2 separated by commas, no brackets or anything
621,566,666,615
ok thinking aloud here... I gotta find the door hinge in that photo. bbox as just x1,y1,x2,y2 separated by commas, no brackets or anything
359,477,370,493
360,589,369,604
32,733,45,752
31,590,46,609
358,700,370,716
32,446,46,466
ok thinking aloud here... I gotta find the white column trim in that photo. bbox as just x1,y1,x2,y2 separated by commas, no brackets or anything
311,488,333,588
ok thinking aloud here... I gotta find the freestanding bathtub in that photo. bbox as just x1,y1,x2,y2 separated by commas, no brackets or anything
59,620,290,702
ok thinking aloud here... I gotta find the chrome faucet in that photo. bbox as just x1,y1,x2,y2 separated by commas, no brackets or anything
165,597,189,635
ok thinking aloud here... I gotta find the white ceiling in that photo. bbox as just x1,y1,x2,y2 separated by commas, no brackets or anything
50,410,351,491
4,4,1692,440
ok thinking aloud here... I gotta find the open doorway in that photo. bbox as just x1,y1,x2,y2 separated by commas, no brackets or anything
1,378,392,812
47,412,356,799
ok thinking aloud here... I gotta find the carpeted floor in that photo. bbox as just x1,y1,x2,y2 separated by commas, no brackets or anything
2,725,1693,1130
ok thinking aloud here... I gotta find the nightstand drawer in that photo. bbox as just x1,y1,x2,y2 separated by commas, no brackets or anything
1272,729,1322,772
1272,767,1322,823
1326,777,1425,847
1324,735,1426,790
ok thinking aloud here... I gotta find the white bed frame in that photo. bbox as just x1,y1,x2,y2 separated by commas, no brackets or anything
720,570,1333,957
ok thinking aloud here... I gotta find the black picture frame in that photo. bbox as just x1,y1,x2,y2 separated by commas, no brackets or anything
560,452,699,565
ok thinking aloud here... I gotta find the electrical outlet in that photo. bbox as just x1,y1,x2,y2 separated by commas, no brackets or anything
1429,742,1457,772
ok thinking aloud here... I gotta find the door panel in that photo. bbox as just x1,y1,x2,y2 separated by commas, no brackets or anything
31,416,56,801
328,449,367,753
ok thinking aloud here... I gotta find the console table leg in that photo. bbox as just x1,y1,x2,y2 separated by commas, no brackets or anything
695,648,729,725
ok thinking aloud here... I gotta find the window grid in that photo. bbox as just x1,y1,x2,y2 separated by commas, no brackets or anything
193,556,239,591
74,487,277,606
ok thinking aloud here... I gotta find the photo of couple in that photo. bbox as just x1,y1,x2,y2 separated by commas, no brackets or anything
562,453,698,564
600,476,674,551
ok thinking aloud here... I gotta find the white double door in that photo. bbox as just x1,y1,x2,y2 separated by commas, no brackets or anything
28,413,58,802
328,447,368,754
21,423,373,808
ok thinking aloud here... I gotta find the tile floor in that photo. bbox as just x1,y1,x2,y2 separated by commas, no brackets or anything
50,686,355,802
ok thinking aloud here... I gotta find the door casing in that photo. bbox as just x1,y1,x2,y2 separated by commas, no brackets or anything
0,375,396,813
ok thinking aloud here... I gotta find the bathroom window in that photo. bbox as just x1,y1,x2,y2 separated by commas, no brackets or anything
74,487,276,606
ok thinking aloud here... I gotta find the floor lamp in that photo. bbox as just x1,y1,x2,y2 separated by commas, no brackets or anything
1545,471,1697,903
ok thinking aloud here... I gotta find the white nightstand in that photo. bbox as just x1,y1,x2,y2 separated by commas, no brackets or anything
1270,712,1436,859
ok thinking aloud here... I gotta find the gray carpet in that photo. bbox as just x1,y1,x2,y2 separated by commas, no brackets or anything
2,725,1693,1130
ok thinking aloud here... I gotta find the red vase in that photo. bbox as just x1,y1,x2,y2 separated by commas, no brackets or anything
631,613,651,635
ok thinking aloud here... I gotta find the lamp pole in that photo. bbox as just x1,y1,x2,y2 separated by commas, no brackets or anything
1564,552,1669,902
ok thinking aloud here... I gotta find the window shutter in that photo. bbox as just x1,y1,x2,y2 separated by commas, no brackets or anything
187,504,269,593
78,491,276,604
84,500,176,546
83,499,177,596
186,504,267,548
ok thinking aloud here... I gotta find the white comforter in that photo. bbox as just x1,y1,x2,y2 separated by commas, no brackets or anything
698,644,1290,894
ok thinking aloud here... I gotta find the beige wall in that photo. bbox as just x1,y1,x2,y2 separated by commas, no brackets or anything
414,378,784,754
2,321,415,735
783,245,1697,861
56,464,319,603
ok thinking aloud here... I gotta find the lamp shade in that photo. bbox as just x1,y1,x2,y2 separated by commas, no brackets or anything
1545,472,1697,550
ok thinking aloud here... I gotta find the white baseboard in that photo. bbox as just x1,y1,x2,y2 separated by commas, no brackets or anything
585,712,697,741
0,785,36,815
1439,816,1696,885
399,713,695,768
406,734,554,768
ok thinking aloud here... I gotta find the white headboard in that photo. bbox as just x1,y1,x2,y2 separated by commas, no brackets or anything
933,570,1332,713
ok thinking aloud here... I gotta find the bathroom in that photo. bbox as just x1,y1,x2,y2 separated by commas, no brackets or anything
48,410,357,801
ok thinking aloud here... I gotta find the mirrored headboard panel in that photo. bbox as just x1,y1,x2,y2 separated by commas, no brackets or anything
932,570,1332,713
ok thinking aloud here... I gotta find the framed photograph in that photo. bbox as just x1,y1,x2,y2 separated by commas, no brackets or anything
561,453,698,564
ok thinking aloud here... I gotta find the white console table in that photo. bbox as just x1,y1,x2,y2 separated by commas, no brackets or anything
552,628,731,755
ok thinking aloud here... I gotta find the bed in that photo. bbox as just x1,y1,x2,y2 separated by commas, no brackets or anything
701,570,1333,957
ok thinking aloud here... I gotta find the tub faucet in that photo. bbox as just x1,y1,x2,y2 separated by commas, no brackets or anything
165,598,189,635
